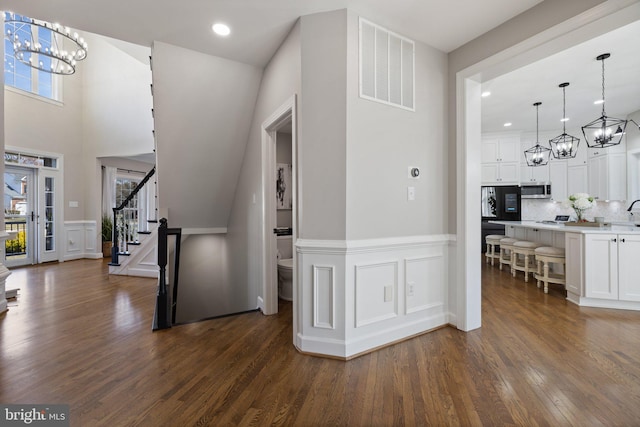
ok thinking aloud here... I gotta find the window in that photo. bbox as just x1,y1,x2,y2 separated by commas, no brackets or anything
115,176,141,244
4,12,59,100
359,18,415,111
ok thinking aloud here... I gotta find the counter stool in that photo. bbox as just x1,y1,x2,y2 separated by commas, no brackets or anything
485,234,506,266
511,241,544,282
534,246,566,294
498,237,518,271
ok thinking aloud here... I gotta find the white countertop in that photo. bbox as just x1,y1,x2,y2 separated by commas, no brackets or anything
489,220,640,234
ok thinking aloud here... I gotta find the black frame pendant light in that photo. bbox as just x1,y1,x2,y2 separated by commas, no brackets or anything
549,82,580,158
524,102,552,167
581,53,627,148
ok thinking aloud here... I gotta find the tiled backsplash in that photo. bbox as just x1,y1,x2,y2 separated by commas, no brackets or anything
522,199,633,222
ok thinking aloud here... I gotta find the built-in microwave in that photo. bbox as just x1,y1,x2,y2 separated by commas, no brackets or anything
521,182,552,199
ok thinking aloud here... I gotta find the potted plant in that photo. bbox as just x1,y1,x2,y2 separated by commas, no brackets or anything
102,214,113,258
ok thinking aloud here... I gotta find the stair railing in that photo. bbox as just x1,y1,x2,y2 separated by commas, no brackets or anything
110,166,156,266
153,218,182,331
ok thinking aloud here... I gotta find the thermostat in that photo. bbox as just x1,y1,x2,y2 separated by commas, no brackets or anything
409,167,420,178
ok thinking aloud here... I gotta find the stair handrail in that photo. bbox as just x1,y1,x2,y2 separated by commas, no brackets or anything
110,166,156,266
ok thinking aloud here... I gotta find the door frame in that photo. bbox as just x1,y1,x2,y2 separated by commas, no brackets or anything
455,2,640,330
261,95,298,323
4,146,64,266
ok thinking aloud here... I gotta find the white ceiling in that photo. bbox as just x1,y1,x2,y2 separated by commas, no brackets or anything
1,0,542,67
481,19,640,136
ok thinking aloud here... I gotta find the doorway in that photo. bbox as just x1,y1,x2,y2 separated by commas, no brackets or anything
4,159,61,267
4,166,35,267
261,95,297,324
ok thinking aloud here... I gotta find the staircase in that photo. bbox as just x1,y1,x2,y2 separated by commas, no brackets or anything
108,219,159,277
108,166,159,278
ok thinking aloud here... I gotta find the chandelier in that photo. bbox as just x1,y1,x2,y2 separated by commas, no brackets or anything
4,12,88,75
581,53,626,148
549,82,580,158
524,102,552,167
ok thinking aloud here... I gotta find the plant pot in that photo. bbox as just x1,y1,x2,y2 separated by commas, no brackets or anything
102,241,113,258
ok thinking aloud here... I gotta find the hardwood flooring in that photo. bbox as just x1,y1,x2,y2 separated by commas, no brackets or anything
1,258,640,426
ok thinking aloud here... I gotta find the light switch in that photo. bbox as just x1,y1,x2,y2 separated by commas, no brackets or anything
407,187,415,201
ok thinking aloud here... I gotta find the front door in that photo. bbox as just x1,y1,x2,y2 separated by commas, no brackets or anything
4,166,36,267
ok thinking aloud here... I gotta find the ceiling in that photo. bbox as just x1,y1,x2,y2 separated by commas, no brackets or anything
1,0,542,67
481,19,640,136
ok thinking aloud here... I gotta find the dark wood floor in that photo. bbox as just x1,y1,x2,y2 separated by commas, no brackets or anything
1,258,640,426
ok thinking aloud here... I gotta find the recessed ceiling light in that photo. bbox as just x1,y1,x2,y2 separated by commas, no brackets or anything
481,91,491,98
594,99,604,105
503,122,512,127
212,23,231,36
561,117,570,122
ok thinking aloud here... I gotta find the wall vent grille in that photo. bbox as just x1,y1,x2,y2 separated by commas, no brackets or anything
359,18,415,111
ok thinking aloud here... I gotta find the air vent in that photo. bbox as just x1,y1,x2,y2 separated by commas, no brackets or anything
359,18,415,111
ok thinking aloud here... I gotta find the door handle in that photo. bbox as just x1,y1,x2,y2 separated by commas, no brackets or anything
31,211,35,222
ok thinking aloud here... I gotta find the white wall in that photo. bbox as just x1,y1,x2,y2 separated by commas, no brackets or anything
81,34,154,230
345,10,448,240
151,42,262,228
226,21,301,309
4,68,85,221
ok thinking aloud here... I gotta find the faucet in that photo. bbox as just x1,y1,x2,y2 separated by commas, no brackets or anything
628,199,640,217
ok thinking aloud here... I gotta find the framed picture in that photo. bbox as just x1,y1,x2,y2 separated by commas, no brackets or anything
276,163,292,210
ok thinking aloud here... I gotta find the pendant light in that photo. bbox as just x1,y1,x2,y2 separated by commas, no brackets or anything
524,102,552,167
549,82,580,158
581,53,627,148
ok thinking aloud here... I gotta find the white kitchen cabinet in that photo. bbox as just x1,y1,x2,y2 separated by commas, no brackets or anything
482,137,520,184
584,233,618,300
549,160,568,201
618,234,640,302
481,162,519,184
584,233,640,302
565,233,583,296
482,137,519,163
567,164,588,196
520,162,549,183
588,153,626,200
567,141,588,167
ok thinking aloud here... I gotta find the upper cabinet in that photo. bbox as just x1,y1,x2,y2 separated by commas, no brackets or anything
521,162,549,183
588,152,627,201
481,136,520,184
481,137,519,163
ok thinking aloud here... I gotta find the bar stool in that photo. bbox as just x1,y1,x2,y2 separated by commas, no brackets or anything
485,234,505,266
511,241,544,282
498,237,518,271
534,246,566,293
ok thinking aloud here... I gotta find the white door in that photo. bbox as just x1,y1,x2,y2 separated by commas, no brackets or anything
4,166,36,267
4,165,60,266
38,169,60,263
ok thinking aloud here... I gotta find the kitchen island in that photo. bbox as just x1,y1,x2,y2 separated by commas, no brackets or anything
491,220,640,311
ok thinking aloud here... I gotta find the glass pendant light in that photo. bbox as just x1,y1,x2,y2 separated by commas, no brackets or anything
549,82,580,158
524,102,552,167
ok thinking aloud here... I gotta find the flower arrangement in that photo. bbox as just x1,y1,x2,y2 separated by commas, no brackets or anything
567,193,596,222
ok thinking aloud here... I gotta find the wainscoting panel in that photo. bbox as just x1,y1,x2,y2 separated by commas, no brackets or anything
64,221,102,261
296,235,454,358
313,265,335,329
405,254,444,315
354,261,398,327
